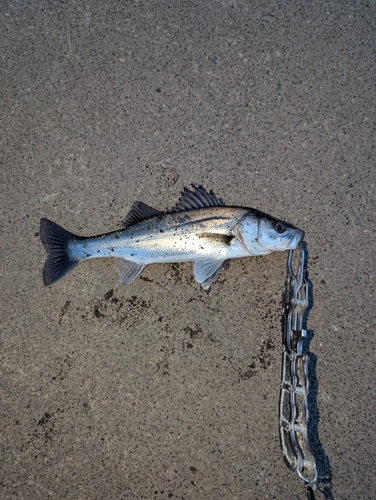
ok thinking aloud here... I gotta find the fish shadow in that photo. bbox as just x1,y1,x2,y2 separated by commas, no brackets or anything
302,277,334,500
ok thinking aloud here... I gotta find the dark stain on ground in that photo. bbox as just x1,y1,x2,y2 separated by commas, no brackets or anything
182,324,202,350
186,296,220,315
126,295,148,308
153,491,175,498
169,263,183,284
184,325,203,339
80,293,155,327
26,408,64,447
156,358,170,375
58,300,71,324
162,262,196,287
104,289,114,301
156,345,175,376
182,322,221,350
93,304,105,319
140,276,153,282
35,413,55,443
258,337,276,369
52,354,73,381
155,164,179,188
310,255,319,266
230,333,277,381
37,412,52,427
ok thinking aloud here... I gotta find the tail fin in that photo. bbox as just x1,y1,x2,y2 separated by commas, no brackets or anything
40,218,79,286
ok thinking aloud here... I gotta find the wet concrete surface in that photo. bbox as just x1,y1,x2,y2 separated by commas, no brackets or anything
1,1,375,498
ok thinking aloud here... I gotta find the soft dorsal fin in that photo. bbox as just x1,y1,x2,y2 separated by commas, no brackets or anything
122,201,163,227
172,184,225,212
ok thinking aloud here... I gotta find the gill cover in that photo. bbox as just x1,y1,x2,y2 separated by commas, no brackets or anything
232,213,302,256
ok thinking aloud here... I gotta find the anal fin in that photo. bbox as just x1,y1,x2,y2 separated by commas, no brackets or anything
117,259,146,285
193,258,226,291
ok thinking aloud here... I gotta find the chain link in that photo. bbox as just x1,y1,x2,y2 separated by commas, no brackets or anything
279,241,317,489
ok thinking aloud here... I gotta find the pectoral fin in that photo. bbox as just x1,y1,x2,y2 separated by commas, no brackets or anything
117,259,146,285
231,224,250,253
193,258,226,291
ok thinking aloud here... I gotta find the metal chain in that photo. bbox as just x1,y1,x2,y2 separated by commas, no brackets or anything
279,241,318,494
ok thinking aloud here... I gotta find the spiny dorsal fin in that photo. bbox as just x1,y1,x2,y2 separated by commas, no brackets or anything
172,184,225,212
122,201,163,227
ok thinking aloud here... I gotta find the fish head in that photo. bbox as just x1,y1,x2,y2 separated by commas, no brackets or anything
235,211,304,256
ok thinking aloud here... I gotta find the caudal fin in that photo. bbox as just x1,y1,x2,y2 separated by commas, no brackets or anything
40,218,79,286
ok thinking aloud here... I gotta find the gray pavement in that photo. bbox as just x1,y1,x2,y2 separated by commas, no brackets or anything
1,1,375,498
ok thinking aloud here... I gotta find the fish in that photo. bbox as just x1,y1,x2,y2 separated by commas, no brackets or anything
40,184,304,290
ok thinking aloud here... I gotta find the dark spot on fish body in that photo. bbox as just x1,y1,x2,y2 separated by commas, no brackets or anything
115,234,120,239
160,229,164,233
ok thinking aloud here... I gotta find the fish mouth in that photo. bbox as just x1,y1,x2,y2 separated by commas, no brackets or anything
289,229,305,249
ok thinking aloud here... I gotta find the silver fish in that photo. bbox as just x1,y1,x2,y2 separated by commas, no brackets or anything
40,185,304,290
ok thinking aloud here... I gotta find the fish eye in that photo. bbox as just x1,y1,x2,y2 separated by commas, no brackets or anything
274,222,286,233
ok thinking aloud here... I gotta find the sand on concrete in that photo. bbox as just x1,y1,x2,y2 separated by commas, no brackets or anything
1,1,375,499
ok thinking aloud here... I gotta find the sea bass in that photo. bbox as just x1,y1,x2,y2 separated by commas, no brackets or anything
40,185,304,290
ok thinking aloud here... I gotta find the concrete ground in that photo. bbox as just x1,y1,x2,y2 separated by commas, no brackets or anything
1,1,375,499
